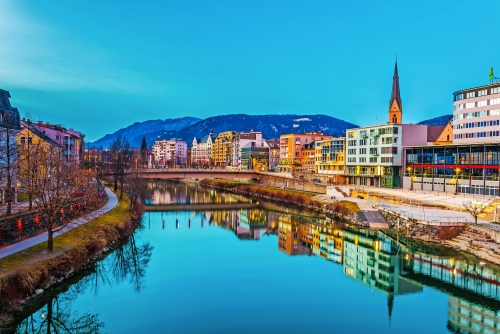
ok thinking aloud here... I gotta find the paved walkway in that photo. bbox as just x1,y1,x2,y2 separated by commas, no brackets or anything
0,187,119,259
349,186,494,209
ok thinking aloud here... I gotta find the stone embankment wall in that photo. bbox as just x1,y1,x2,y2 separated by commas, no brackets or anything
258,175,326,193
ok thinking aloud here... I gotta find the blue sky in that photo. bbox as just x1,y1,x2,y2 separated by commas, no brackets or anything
1,1,499,141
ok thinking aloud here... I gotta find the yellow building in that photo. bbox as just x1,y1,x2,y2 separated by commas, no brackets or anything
314,138,346,184
17,120,63,190
279,132,332,173
212,131,239,168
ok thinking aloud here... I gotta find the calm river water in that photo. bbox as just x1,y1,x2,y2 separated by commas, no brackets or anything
5,181,500,333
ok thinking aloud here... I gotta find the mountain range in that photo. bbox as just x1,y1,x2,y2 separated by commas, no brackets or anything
89,114,359,148
417,114,452,126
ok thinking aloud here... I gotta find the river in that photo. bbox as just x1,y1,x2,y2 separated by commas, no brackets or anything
4,181,500,333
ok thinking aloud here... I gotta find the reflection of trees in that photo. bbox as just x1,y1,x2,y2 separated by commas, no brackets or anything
14,295,104,334
12,234,153,333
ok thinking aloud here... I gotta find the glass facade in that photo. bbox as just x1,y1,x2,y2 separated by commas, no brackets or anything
405,144,500,195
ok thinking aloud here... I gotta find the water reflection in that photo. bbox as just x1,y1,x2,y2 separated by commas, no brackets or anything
9,234,153,333
9,181,500,333
14,295,103,334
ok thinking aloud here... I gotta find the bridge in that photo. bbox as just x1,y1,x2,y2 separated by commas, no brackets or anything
129,168,260,179
144,202,258,212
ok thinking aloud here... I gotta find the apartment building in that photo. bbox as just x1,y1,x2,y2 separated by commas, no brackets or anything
452,82,500,143
314,138,345,183
31,121,84,164
279,132,332,173
152,139,188,165
212,131,239,168
192,131,215,167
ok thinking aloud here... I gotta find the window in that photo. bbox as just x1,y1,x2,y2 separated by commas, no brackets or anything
348,140,356,146
348,149,356,155
492,87,500,94
455,94,463,101
359,139,367,145
490,109,500,116
478,89,487,96
359,148,366,154
347,132,356,138
478,100,487,107
348,157,356,163
20,136,26,145
466,92,475,98
491,98,500,105
369,148,378,155
369,157,377,163
359,157,366,162
466,102,475,108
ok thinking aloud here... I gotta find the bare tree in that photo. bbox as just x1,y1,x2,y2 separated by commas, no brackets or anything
0,111,21,216
31,146,100,253
462,200,487,224
17,117,41,211
109,135,131,199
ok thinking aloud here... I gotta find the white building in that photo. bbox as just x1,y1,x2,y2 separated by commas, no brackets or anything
345,124,427,188
192,131,215,166
152,139,187,165
452,81,500,144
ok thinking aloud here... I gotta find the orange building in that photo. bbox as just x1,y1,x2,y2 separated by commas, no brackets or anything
279,132,332,173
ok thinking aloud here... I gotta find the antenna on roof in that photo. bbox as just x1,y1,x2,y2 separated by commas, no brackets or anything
489,67,500,84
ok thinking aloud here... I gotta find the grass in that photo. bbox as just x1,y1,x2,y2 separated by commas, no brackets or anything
0,189,128,277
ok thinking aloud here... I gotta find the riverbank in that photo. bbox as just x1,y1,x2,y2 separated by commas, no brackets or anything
0,189,142,325
198,179,359,223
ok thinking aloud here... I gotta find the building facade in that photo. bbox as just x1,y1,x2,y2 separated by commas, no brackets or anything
31,121,84,164
452,82,500,144
315,138,345,183
152,139,188,166
403,143,500,195
346,124,428,188
192,131,215,167
279,132,332,173
0,89,21,205
212,131,239,168
266,139,280,170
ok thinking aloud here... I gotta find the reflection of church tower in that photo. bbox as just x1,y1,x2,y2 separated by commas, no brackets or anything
387,295,394,325
388,59,402,124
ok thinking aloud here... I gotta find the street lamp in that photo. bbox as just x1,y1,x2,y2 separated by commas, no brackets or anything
455,167,461,194
407,166,414,191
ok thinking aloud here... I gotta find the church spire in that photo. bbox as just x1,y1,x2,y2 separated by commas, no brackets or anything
388,57,402,124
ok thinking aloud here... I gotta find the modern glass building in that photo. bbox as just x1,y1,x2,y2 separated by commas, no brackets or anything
404,143,500,195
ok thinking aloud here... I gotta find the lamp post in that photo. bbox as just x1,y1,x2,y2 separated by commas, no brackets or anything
407,166,414,191
455,167,461,194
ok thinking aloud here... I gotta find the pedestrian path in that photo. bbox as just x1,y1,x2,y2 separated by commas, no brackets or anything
0,187,118,259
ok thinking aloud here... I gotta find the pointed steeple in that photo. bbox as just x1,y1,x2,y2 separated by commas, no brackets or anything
388,57,402,124
391,59,402,107
387,295,394,325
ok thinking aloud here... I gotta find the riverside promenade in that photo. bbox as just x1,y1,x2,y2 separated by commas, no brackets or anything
0,187,119,259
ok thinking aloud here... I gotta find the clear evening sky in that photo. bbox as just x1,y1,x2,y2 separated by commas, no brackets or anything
0,1,499,141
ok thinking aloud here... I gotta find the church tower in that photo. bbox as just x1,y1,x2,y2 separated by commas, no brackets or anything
388,59,402,124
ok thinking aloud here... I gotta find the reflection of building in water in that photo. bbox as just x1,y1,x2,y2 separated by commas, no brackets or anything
448,296,500,333
278,215,310,255
343,228,422,296
407,253,500,303
312,226,343,263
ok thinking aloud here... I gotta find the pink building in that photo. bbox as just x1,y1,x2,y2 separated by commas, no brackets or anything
31,121,85,164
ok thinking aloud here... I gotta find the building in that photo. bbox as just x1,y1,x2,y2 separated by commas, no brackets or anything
266,139,280,170
192,131,215,167
212,131,239,168
279,132,332,173
152,139,188,166
345,61,428,188
346,123,427,188
0,89,21,205
452,81,500,144
31,121,84,164
403,143,500,195
17,120,64,192
300,142,316,173
315,138,346,184
238,131,268,170
427,124,453,145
